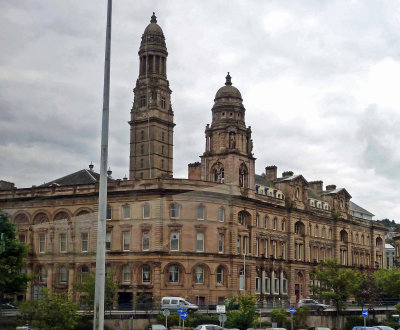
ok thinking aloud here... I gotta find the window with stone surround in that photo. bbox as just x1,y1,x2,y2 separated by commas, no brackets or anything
194,266,204,284
170,203,180,218
123,265,131,283
59,266,67,283
59,233,67,253
170,231,179,251
196,232,204,252
122,204,131,219
142,265,151,283
81,233,88,252
197,205,205,220
218,207,225,222
143,203,150,219
168,265,179,283
142,231,150,251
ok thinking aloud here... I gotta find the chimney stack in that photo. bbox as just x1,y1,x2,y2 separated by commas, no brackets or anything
309,181,323,195
282,171,294,178
326,184,336,191
265,166,277,181
89,162,94,171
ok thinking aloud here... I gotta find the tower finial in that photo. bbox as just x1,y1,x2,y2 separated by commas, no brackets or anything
151,12,157,23
225,72,232,86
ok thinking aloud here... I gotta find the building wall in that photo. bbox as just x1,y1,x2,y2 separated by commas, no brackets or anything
0,178,386,305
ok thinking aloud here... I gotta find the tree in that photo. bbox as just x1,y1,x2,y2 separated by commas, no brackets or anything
73,270,118,313
310,259,361,315
353,271,381,310
20,288,79,330
0,211,32,302
225,295,259,330
270,308,287,327
375,268,400,299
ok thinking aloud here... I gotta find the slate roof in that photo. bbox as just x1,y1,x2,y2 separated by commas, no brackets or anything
40,169,113,187
349,201,374,216
254,174,275,188
275,174,308,184
307,188,321,200
322,187,352,198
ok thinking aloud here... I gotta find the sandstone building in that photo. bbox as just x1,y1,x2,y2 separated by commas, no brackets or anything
0,13,386,308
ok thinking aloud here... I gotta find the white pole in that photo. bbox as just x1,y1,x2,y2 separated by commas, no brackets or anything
93,0,112,329
243,253,246,294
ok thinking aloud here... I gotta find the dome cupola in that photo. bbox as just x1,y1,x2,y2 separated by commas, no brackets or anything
139,12,167,55
215,72,242,100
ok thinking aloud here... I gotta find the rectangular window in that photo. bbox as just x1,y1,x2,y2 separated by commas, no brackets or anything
106,205,112,220
142,265,151,283
140,95,146,107
171,204,179,218
123,232,130,251
218,234,224,253
237,236,241,254
283,279,287,294
281,242,286,259
106,232,111,251
142,231,150,251
170,231,179,251
274,278,279,294
39,234,45,253
60,233,67,253
218,207,225,222
243,236,248,255
143,203,150,218
255,239,259,257
123,267,131,283
272,240,277,258
60,267,67,283
197,205,205,220
81,233,88,252
19,234,26,243
161,96,166,109
240,273,245,290
265,277,270,294
122,205,130,219
255,277,261,293
196,232,204,252
255,214,259,227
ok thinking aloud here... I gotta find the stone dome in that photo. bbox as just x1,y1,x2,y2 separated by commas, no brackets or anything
144,13,164,35
215,73,242,100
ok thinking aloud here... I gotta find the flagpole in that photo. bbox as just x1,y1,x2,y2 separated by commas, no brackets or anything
93,0,112,329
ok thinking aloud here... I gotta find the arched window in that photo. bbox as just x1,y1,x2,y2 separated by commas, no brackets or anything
294,221,305,235
59,266,67,283
194,266,204,284
168,265,179,283
322,227,326,238
263,216,268,229
213,169,218,182
141,144,144,155
122,265,131,283
216,266,224,284
328,228,332,239
361,235,365,245
273,217,277,230
340,230,348,243
170,203,180,218
281,219,286,232
197,205,205,220
218,207,225,222
295,188,300,200
238,211,250,226
315,225,319,237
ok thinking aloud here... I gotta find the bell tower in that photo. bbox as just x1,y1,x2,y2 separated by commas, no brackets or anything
200,73,255,189
129,13,175,180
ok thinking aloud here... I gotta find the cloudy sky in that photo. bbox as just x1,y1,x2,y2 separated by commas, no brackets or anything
1,0,400,220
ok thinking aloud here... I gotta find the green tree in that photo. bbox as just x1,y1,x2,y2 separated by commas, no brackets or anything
73,270,118,313
292,306,310,329
270,308,287,327
310,259,361,315
375,268,400,299
0,211,32,302
225,295,258,330
20,288,79,330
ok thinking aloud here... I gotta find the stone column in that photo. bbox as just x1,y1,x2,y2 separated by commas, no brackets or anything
26,264,33,300
47,263,53,292
68,263,75,295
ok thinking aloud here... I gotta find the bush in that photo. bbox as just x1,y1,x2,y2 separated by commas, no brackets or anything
344,315,378,330
156,312,218,328
270,308,287,327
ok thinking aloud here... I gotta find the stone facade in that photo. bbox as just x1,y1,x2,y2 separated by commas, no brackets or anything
0,13,386,307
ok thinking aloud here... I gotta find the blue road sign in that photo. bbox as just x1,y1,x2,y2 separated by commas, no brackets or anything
177,308,184,314
180,312,188,319
289,307,295,314
398,318,400,326
362,310,368,318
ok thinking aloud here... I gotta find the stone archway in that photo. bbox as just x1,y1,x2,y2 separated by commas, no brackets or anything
294,271,305,302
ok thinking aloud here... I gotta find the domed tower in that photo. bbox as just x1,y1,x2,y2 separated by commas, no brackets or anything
200,73,255,189
129,13,175,180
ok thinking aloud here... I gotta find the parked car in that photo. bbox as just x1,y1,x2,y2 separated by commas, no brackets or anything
0,303,18,309
266,328,287,330
375,327,395,330
195,325,222,330
351,327,380,330
308,328,331,330
297,299,329,311
146,325,167,330
161,296,199,313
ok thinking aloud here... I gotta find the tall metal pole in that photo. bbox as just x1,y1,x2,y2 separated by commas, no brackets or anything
243,253,246,294
93,0,112,329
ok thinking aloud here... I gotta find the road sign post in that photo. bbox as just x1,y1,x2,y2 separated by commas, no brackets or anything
163,309,170,329
180,311,188,329
362,309,368,329
218,314,227,329
289,307,295,330
177,308,184,328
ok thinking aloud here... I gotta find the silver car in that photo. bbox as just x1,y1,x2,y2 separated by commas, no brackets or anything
297,299,329,311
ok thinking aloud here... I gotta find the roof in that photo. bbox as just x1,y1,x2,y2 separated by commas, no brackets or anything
307,187,321,200
254,174,275,188
39,169,113,187
349,201,374,216
322,187,352,198
275,174,308,185
215,73,242,100
385,243,394,249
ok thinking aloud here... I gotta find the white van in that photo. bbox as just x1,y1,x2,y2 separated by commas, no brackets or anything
161,297,199,313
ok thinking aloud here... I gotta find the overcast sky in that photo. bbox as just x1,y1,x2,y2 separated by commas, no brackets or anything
1,0,400,220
